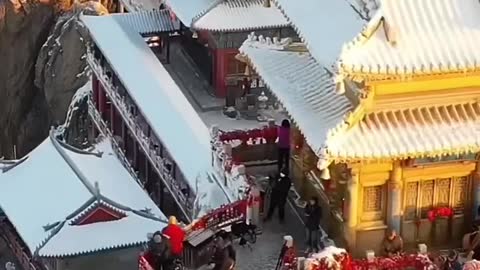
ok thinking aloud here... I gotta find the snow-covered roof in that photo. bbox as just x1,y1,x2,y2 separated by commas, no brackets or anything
192,0,289,32
164,0,220,26
241,33,480,165
339,0,480,78
329,102,480,161
112,10,180,35
239,35,354,159
81,15,231,216
272,0,365,68
0,133,166,257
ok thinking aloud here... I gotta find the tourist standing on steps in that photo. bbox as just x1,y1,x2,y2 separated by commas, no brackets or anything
277,119,291,174
305,197,322,253
265,169,291,223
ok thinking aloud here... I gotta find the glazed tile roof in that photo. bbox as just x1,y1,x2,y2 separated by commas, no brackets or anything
239,36,354,161
272,0,365,68
112,10,180,35
339,0,480,78
164,0,220,26
0,134,166,257
192,0,289,32
331,102,480,160
241,35,480,166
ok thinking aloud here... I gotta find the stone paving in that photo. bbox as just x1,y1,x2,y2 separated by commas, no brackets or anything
234,201,307,270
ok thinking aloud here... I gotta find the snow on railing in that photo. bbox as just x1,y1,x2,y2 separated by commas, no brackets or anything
87,52,193,221
210,127,251,202
0,221,39,270
87,100,144,188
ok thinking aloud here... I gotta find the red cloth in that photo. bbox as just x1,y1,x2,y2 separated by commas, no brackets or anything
162,224,186,256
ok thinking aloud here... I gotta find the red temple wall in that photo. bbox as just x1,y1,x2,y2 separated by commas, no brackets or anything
213,48,239,98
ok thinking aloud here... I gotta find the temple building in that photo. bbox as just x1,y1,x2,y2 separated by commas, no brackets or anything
81,12,249,224
240,0,480,256
163,0,294,98
0,130,167,270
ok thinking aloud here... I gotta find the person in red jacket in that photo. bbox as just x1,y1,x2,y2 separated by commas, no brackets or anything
162,216,186,258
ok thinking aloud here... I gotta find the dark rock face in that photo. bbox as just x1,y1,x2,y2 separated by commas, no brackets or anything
0,0,55,158
0,0,99,158
35,8,91,125
59,86,90,148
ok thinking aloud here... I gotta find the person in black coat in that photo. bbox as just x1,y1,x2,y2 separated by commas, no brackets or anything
305,197,322,253
148,231,172,270
211,231,236,270
265,169,291,223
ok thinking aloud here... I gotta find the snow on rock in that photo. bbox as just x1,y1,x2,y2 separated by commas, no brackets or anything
57,79,91,148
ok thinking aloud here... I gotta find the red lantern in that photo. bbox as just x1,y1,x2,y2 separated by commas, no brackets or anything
427,210,436,222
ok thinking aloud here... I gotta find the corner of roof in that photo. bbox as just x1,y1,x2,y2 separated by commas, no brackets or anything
240,32,307,53
188,0,225,27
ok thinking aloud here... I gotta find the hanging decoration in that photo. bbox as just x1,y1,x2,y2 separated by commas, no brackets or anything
426,207,454,222
219,127,278,145
302,252,435,270
186,199,248,234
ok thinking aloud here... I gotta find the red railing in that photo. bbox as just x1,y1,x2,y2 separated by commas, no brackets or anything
139,199,248,270
218,126,278,145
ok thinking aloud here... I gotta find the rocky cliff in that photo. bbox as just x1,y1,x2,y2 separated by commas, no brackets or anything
0,0,105,158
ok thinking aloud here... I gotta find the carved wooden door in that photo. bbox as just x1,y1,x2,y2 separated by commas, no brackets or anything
403,176,471,244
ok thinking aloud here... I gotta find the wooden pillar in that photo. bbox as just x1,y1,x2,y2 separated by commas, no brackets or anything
145,158,149,184
121,122,126,149
389,162,403,233
166,38,170,64
88,118,95,142
92,74,99,106
133,140,138,170
110,101,115,132
98,85,106,116
159,179,165,210
473,159,480,221
346,169,359,249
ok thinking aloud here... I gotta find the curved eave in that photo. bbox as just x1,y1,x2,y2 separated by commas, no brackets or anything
339,65,480,83
192,22,290,33
38,240,146,258
330,146,480,164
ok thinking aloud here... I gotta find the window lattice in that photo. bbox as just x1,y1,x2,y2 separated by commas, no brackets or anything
420,180,434,218
363,185,383,212
404,182,419,220
436,178,451,207
453,177,468,210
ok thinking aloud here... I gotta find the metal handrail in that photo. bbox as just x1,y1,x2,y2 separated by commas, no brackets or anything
87,53,192,221
88,101,144,188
